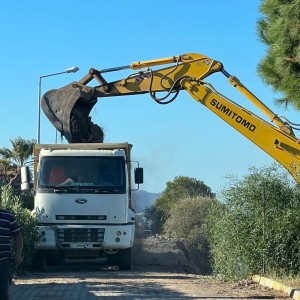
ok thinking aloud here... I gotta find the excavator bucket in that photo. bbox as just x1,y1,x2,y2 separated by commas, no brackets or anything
41,83,104,143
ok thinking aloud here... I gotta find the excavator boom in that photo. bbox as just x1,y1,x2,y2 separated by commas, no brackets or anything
41,53,222,143
41,52,300,183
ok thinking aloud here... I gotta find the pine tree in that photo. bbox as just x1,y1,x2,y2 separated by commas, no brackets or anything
257,0,300,108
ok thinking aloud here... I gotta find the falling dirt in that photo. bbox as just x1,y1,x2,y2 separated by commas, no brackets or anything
70,107,104,143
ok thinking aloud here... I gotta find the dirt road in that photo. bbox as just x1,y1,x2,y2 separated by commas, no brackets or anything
9,236,288,299
11,265,288,300
11,267,288,300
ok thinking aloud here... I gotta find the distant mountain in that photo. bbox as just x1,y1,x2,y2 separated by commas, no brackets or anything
132,190,161,213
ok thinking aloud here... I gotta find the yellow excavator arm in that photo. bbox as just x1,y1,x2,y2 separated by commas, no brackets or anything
41,53,300,183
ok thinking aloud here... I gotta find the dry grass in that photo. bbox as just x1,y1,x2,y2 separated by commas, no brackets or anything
272,276,300,290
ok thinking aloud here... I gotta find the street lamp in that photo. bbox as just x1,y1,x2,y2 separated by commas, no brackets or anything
37,66,79,143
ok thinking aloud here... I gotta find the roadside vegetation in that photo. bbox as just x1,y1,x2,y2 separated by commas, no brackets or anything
0,137,39,270
210,164,300,280
152,176,215,233
0,186,39,270
149,164,300,282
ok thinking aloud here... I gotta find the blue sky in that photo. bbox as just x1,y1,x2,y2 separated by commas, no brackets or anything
1,1,298,194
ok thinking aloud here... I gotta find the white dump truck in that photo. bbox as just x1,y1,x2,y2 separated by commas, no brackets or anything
22,142,143,271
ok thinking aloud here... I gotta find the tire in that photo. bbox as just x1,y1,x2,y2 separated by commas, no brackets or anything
107,253,119,266
118,248,132,271
32,252,47,272
46,252,65,266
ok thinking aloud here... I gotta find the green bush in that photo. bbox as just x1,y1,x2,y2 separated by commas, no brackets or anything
19,189,34,210
155,176,215,232
209,164,300,280
164,196,212,252
0,186,39,270
164,196,214,274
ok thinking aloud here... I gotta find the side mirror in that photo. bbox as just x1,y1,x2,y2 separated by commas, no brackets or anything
21,166,30,190
134,167,143,184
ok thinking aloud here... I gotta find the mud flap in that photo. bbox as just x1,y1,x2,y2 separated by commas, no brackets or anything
41,83,104,143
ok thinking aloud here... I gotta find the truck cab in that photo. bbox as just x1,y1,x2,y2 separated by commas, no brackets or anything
22,142,143,270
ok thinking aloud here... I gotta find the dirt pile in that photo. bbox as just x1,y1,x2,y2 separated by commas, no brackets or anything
133,235,198,273
70,107,104,143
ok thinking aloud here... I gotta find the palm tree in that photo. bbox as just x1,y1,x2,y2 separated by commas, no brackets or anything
0,137,35,187
0,157,13,172
0,158,14,186
0,137,35,167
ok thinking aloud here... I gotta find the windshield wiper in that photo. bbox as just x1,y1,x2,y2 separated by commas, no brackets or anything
39,185,122,194
94,187,121,193
53,186,81,193
54,186,118,194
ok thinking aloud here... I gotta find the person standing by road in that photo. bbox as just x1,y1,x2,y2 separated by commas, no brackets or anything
0,208,23,300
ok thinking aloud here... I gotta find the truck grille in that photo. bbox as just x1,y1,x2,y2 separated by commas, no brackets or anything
56,215,107,221
57,228,105,243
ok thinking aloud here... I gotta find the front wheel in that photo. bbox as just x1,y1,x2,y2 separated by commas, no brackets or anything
32,252,47,272
107,253,119,266
46,252,65,266
118,248,132,270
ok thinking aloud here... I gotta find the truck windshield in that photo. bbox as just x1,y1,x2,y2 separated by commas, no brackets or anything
37,156,126,193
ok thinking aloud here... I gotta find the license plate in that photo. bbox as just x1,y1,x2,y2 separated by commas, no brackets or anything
70,243,92,249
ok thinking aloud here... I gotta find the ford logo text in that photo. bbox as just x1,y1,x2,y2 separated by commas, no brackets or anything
75,198,88,204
